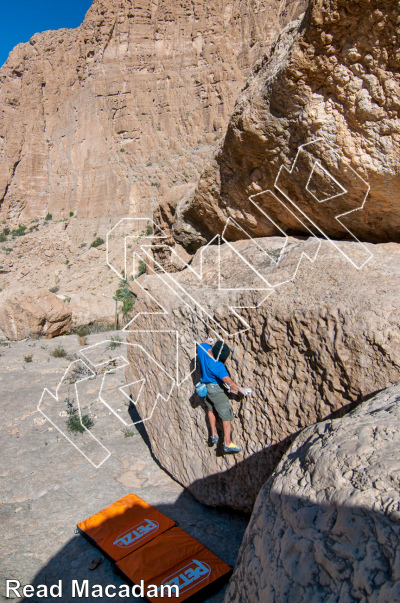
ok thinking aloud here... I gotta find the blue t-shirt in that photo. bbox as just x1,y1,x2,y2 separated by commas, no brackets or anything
197,343,229,384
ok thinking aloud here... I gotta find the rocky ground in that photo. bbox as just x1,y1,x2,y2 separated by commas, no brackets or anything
0,214,161,336
0,216,120,306
0,329,248,603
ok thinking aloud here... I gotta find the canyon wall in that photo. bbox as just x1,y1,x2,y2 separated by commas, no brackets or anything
0,0,307,224
170,0,400,251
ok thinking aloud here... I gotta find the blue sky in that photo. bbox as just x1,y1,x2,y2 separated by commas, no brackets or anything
0,0,93,67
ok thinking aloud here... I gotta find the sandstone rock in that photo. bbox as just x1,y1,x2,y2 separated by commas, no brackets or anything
152,184,196,268
0,289,71,340
67,292,116,327
172,0,400,251
224,381,400,602
128,274,147,297
125,236,400,511
0,0,306,225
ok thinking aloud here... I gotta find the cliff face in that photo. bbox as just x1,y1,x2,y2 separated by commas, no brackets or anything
171,0,400,251
0,0,307,224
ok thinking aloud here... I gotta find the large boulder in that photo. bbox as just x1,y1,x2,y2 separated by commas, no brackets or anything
125,236,400,512
224,381,400,602
0,289,71,340
66,292,116,327
171,0,400,252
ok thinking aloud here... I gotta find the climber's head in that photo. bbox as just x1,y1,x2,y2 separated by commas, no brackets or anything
212,340,230,363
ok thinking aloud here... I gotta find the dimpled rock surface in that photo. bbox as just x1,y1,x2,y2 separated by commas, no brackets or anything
224,381,400,602
0,0,306,224
172,0,400,251
125,236,400,512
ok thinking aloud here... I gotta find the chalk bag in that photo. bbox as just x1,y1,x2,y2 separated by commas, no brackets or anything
195,382,208,398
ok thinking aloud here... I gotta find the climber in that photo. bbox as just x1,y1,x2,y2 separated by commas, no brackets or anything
196,338,252,454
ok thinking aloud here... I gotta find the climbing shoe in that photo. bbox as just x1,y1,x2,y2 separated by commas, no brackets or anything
211,434,219,446
223,442,241,454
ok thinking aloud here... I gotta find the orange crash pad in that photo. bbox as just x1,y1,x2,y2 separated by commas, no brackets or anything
77,493,175,561
116,526,232,601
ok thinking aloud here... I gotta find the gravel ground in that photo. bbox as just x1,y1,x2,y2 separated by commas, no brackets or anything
0,329,248,602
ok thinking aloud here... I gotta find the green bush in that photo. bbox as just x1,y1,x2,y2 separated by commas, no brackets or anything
114,284,131,302
123,428,137,438
71,322,115,337
114,279,136,316
121,298,135,314
0,233,6,243
107,335,122,350
50,345,67,358
65,398,94,434
67,413,94,433
137,260,146,277
69,211,74,217
3,227,9,235
45,213,52,221
49,286,59,293
11,225,26,238
88,321,116,333
73,325,89,337
90,237,105,248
